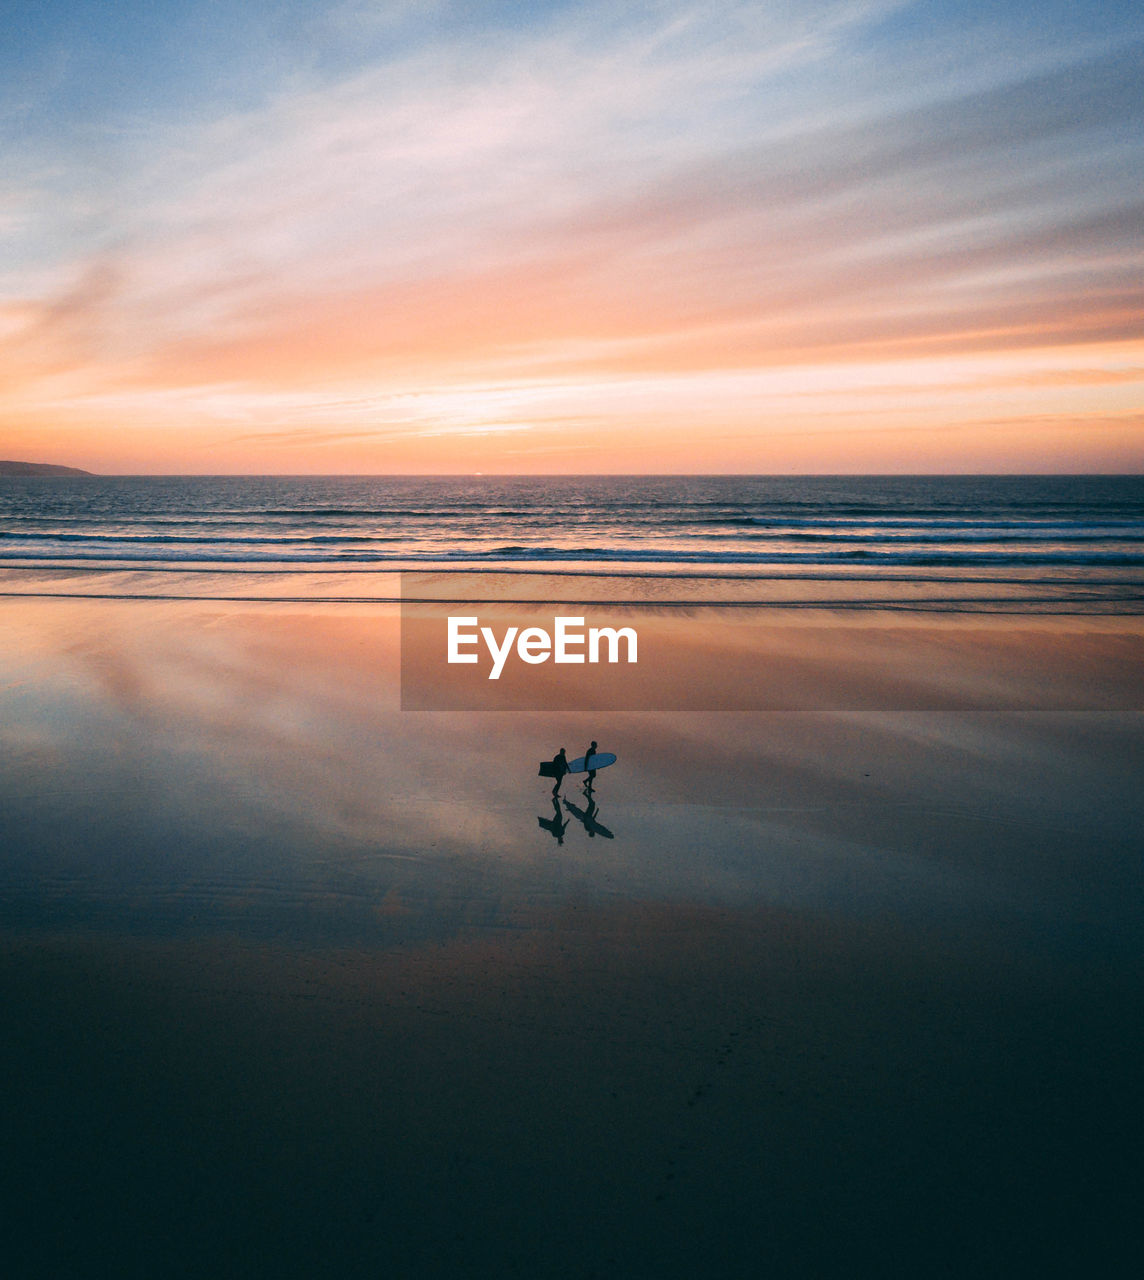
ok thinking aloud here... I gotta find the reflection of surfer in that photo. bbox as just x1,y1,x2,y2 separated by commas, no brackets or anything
582,740,599,792
551,747,568,796
538,797,570,845
562,794,615,839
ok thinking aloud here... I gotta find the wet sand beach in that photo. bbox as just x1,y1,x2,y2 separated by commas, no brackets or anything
2,587,1142,1277
6,0,1144,1260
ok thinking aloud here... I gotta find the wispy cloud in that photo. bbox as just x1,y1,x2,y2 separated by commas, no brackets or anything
3,0,1142,470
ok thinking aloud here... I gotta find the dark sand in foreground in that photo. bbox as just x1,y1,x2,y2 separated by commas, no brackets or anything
1,593,1141,1277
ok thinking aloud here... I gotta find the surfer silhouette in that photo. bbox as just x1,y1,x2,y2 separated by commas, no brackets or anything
537,796,570,845
582,740,599,792
551,747,569,796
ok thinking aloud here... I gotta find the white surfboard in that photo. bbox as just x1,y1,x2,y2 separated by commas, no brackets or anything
565,752,617,774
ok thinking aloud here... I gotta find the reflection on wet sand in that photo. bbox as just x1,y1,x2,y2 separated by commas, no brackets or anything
537,796,569,845
2,596,1142,933
562,793,615,840
1,594,1142,1275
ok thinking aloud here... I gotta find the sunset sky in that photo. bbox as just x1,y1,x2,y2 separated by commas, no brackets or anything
2,0,1142,473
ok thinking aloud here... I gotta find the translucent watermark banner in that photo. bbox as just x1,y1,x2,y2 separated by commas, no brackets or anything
398,573,1144,711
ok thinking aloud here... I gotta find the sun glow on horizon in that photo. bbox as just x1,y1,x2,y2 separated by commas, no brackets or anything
2,1,1142,474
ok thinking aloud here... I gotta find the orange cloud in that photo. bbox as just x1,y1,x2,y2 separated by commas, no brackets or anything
2,6,1142,472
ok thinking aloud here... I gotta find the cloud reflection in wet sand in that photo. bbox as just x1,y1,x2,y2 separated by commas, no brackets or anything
1,597,1140,944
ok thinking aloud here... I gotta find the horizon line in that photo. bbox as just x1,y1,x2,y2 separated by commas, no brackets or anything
6,471,1144,480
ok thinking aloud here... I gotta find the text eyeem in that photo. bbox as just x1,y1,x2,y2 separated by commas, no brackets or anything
448,616,638,680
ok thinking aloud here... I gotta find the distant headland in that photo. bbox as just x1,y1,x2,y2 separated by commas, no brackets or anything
0,461,94,476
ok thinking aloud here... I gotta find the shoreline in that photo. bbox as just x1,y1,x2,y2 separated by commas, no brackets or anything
2,562,1142,611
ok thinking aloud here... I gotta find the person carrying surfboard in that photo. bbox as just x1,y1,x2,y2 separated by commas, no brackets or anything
538,746,616,790
551,747,569,797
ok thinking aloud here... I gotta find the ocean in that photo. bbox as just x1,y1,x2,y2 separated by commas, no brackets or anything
2,473,1142,611
1,472,1142,566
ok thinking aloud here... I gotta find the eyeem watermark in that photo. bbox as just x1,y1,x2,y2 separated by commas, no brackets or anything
448,615,637,680
399,572,1142,711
